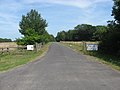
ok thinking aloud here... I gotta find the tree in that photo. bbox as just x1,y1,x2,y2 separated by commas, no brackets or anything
99,0,120,55
55,24,102,42
0,38,12,42
49,35,55,42
74,24,96,41
17,9,50,45
112,0,120,25
65,30,76,41
19,9,47,36
93,26,108,41
56,31,66,42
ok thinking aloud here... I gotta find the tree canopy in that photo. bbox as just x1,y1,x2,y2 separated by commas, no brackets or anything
56,24,107,42
56,0,120,56
99,0,120,55
17,9,54,45
19,9,47,36
0,38,12,42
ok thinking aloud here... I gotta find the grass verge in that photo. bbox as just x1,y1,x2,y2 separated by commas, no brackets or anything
61,42,120,71
0,43,50,71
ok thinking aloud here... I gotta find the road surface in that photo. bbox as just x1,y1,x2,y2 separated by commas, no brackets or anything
0,43,120,90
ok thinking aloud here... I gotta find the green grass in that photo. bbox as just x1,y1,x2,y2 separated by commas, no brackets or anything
0,43,50,71
86,51,120,70
61,42,120,71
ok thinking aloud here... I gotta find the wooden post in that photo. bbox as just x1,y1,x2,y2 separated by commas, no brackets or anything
7,48,9,52
82,41,86,53
2,48,4,54
7,48,10,54
35,43,38,52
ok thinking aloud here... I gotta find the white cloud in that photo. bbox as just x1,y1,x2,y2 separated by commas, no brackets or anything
0,0,113,39
21,0,112,8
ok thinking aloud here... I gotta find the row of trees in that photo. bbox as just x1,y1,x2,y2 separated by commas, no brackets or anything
99,0,120,55
0,38,12,42
56,24,107,42
15,0,120,55
56,0,120,55
16,9,55,45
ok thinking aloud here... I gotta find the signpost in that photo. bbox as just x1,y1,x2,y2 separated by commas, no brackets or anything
86,44,98,51
27,45,34,51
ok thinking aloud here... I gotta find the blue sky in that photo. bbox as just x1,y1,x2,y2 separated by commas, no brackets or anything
0,0,113,40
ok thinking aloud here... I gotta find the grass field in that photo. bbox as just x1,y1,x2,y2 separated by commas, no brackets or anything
0,43,50,71
61,41,120,71
0,42,17,48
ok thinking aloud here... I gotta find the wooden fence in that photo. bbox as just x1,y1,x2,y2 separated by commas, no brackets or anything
0,43,42,54
0,46,26,54
61,41,99,52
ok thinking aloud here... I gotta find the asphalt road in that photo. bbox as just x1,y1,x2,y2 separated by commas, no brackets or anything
0,43,120,90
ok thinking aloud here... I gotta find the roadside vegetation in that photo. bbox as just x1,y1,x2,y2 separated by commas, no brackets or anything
0,43,50,71
16,9,55,45
0,38,12,42
0,42,17,48
0,9,55,72
57,0,120,70
61,42,120,70
0,0,120,71
56,0,120,56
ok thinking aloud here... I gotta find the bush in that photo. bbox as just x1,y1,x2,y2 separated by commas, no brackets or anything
99,30,120,55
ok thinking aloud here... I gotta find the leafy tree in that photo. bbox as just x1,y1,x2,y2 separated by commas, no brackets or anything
0,38,12,42
55,32,61,42
49,35,55,42
56,24,102,42
112,0,120,25
19,9,47,36
16,9,52,45
74,24,96,41
93,26,108,41
56,31,66,42
99,30,120,54
65,30,76,41
99,0,120,55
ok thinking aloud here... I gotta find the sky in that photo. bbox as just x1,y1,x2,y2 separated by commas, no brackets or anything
0,0,113,40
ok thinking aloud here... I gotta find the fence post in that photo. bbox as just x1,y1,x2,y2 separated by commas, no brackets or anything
35,43,38,52
2,48,4,54
7,48,9,52
82,41,87,53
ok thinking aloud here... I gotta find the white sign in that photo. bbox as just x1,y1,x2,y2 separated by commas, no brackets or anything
27,45,34,50
86,44,98,51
